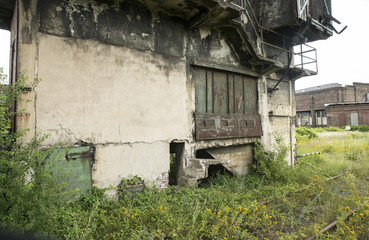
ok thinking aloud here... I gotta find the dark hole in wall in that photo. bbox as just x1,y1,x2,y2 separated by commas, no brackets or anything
169,142,185,185
195,149,214,159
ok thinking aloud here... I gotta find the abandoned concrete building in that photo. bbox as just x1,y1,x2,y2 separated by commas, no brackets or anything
0,0,341,192
296,82,369,127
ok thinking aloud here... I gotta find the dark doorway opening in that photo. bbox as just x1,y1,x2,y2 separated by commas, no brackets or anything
169,142,185,186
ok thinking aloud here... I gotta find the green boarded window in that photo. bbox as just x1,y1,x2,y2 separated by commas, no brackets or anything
194,67,262,140
195,68,257,115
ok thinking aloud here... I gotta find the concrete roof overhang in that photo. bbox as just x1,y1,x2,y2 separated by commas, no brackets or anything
0,0,15,30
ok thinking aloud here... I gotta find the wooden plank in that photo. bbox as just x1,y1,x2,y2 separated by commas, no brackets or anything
206,70,213,113
194,68,207,113
228,73,234,114
244,76,257,114
192,59,260,77
234,74,244,114
213,71,228,114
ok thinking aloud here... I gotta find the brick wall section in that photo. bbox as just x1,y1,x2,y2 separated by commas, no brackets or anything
296,83,369,127
326,103,369,127
353,83,369,102
344,86,356,102
296,88,342,111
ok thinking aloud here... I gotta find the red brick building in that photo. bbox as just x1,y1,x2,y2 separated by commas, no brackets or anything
295,82,369,127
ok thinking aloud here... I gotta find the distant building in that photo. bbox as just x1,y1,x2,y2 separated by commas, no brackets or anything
296,82,369,127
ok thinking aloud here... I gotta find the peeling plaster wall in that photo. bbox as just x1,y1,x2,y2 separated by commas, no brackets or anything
15,0,250,188
15,0,296,188
261,78,296,164
93,142,169,188
36,33,188,145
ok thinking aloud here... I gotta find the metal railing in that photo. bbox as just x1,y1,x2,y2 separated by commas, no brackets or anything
226,0,318,73
294,44,318,73
297,0,309,20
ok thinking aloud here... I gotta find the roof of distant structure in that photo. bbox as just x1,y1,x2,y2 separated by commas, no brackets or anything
296,82,369,94
325,102,369,107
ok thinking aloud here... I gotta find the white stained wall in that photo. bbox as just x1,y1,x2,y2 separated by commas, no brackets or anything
32,33,189,187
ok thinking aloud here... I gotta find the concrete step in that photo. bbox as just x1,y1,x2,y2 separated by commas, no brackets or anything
179,158,231,186
191,158,230,166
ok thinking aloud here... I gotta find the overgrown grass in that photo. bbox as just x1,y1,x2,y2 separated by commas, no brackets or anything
2,69,369,239
2,132,368,239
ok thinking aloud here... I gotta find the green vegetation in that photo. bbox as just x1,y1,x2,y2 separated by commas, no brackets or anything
0,69,70,236
253,132,290,183
296,127,318,142
1,69,369,239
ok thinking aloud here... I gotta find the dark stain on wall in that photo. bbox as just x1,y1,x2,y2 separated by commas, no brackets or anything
36,0,243,67
153,15,184,58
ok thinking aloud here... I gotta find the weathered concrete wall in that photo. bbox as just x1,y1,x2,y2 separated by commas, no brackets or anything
264,78,295,164
93,142,169,188
36,33,188,145
15,0,297,188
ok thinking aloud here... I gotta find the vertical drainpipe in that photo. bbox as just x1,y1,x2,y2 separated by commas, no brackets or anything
354,85,357,102
310,94,314,127
289,81,295,166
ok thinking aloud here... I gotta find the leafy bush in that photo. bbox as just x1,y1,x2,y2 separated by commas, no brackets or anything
324,126,342,132
253,132,291,183
0,69,69,236
296,127,318,142
347,125,369,132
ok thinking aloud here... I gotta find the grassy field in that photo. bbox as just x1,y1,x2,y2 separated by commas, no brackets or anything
2,130,369,239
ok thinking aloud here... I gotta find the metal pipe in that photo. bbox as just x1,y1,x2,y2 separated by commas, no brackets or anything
296,152,320,158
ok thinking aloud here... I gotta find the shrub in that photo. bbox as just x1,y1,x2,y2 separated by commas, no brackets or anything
253,132,291,183
348,125,369,132
0,69,68,236
296,127,318,142
324,126,342,132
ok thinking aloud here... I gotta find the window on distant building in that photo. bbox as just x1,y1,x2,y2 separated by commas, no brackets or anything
363,92,369,103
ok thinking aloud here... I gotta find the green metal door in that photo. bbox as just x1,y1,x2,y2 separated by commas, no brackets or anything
47,146,94,197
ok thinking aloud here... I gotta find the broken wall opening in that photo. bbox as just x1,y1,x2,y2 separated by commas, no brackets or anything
196,144,254,177
169,142,185,185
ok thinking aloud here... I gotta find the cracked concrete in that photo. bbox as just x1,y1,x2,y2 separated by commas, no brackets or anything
14,0,299,189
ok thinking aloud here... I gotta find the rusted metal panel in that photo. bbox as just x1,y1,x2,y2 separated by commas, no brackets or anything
195,113,262,140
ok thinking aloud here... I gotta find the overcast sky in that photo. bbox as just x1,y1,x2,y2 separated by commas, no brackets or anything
295,0,369,90
0,0,367,89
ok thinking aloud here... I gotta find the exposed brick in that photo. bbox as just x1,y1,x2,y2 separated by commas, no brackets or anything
296,83,369,127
